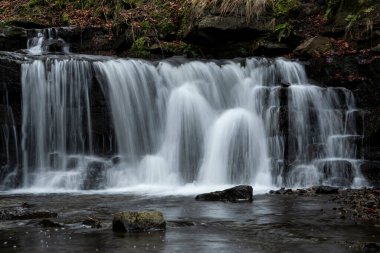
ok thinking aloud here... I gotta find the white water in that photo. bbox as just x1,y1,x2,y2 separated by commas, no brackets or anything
0,57,367,192
27,28,69,55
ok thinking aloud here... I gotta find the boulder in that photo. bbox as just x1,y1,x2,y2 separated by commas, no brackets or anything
112,211,166,233
294,36,332,58
195,185,253,202
315,186,339,194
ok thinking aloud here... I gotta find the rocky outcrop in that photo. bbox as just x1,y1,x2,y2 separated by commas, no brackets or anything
294,36,332,58
112,211,166,232
0,26,27,52
195,185,253,202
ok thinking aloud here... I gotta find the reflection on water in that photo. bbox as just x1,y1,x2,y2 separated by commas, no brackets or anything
0,193,379,253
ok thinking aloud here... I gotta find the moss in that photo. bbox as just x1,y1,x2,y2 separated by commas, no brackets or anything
61,13,70,25
130,36,151,58
274,0,300,17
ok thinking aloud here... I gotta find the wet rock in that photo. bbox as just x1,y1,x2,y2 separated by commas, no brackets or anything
315,186,339,194
360,161,380,187
38,219,63,228
316,160,354,187
0,206,58,220
112,211,166,233
0,26,28,51
42,39,68,53
81,161,109,190
363,243,380,253
168,220,195,227
269,187,294,195
195,185,253,202
82,217,102,228
294,36,332,58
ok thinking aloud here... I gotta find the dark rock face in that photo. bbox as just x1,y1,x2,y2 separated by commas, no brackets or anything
306,56,380,165
0,26,28,52
195,185,253,202
0,54,23,188
360,161,380,187
315,186,339,194
112,211,166,233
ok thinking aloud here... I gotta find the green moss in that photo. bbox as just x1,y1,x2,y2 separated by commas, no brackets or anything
274,0,300,17
130,36,151,57
61,13,70,25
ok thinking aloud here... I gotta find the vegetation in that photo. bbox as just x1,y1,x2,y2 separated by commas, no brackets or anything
190,0,274,21
0,0,379,58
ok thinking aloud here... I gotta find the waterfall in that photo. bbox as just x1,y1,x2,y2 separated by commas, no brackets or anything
27,28,70,55
0,56,367,191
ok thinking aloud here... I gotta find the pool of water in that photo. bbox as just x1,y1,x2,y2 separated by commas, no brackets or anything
0,193,378,253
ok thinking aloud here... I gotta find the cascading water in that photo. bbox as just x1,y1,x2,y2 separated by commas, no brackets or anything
27,28,70,55
0,56,367,191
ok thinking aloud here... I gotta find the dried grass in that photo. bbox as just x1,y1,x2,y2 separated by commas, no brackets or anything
190,0,274,21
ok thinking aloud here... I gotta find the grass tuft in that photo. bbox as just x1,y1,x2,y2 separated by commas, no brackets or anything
190,0,274,21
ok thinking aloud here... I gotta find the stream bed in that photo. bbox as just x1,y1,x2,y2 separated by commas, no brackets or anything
0,192,379,253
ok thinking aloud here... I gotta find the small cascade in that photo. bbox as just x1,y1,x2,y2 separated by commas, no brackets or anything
27,28,69,55
0,56,368,191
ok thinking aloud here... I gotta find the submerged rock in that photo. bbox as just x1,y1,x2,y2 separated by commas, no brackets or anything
0,206,57,220
82,217,102,228
195,185,253,202
38,219,63,228
112,211,166,233
315,186,339,194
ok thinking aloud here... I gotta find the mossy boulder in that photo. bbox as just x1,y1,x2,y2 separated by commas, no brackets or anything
112,211,166,233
